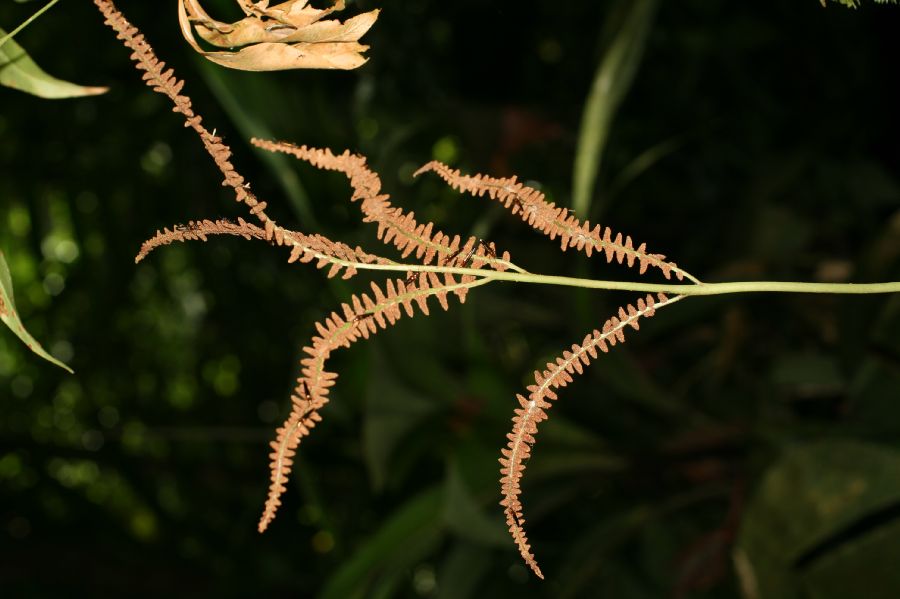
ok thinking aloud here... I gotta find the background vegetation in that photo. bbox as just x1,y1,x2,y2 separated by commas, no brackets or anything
2,0,900,597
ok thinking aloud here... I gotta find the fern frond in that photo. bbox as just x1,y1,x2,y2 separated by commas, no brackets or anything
94,0,276,232
250,139,522,274
499,293,682,578
415,161,700,284
135,218,266,262
135,214,391,279
259,272,492,531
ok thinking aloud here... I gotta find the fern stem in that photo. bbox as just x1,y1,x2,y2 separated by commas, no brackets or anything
313,257,900,295
645,280,900,296
487,276,900,296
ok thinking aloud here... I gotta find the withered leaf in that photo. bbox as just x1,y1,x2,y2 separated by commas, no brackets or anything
234,0,347,27
202,40,371,71
179,0,378,71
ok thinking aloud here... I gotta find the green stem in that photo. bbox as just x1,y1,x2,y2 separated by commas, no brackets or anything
0,0,62,50
339,262,900,296
278,233,900,296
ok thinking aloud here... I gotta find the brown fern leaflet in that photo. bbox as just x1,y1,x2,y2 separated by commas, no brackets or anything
259,271,491,531
415,161,700,283
94,0,268,220
135,217,389,280
500,293,683,578
250,139,517,275
95,0,698,580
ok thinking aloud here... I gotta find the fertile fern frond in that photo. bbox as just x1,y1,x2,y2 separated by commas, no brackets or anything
414,161,699,283
259,272,491,531
135,216,390,280
93,0,280,236
500,293,682,578
135,218,265,262
250,139,520,274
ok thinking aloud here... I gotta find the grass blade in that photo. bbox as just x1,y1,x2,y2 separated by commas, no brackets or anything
571,0,657,219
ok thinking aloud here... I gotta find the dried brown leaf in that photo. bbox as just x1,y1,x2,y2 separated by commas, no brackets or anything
237,0,338,22
180,0,377,71
203,40,370,71
181,0,233,32
261,0,347,27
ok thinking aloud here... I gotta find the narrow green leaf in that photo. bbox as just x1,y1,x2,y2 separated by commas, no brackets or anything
0,27,107,98
571,0,657,219
0,0,63,51
0,250,73,373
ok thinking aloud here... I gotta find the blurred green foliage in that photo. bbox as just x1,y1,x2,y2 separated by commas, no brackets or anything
2,1,900,597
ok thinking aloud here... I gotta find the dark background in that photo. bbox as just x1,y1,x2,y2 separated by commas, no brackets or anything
2,0,900,597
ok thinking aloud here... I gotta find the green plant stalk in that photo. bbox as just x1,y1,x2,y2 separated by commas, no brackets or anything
275,233,900,296
309,258,900,296
0,0,62,50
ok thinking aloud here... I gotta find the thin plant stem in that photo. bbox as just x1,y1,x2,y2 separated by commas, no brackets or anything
0,0,63,50
272,233,900,296
308,260,900,296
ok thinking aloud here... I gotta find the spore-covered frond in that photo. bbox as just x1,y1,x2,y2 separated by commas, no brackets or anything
94,0,276,232
135,215,388,280
259,272,491,531
250,139,518,273
135,218,266,263
415,161,699,283
499,293,682,578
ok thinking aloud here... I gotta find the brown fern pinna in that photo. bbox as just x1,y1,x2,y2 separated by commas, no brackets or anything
94,0,900,581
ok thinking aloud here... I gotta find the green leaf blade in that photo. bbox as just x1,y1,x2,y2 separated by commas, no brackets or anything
0,27,108,98
0,250,73,373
